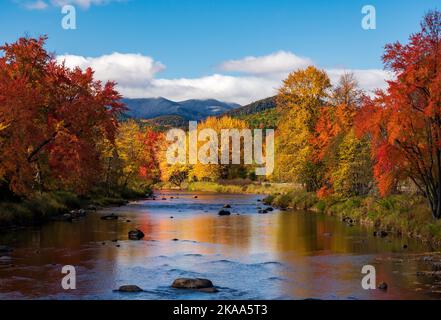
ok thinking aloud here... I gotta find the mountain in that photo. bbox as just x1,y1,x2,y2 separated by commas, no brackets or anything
223,96,277,117
221,96,279,129
123,97,240,121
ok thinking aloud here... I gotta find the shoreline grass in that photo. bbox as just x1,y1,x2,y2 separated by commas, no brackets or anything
0,187,151,228
158,181,298,195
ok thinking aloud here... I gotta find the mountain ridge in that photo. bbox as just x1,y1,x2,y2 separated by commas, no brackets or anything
123,97,240,121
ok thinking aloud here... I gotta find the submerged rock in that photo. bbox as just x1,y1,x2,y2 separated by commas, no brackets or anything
172,278,215,290
374,230,388,238
378,282,388,291
70,209,86,218
115,285,143,292
432,262,441,271
86,205,97,211
218,210,231,216
0,256,12,261
101,214,118,221
128,229,145,240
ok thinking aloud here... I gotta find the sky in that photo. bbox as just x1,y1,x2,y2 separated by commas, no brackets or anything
0,0,439,104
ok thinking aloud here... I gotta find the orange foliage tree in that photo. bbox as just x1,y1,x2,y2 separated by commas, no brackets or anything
0,36,124,196
356,11,441,218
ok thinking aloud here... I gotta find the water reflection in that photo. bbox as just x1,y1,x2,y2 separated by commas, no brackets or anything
0,191,439,300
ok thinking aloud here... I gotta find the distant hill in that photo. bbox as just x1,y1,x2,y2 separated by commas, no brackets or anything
223,96,277,117
141,115,188,130
123,97,240,121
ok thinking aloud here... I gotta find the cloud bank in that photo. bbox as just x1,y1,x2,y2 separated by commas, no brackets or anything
57,51,392,105
21,0,122,10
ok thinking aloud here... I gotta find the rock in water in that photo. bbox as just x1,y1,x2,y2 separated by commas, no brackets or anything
172,278,214,290
378,282,388,291
128,229,145,240
116,285,143,292
193,196,198,199
0,246,12,254
218,210,231,216
101,214,118,221
374,230,388,238
223,204,231,208
431,262,441,271
266,207,274,211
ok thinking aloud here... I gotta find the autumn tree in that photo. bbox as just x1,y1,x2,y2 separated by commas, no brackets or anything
0,36,124,196
313,73,373,197
192,116,250,181
107,120,162,191
276,66,331,191
356,11,441,218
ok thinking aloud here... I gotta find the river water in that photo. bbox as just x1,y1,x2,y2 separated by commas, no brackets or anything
0,191,440,300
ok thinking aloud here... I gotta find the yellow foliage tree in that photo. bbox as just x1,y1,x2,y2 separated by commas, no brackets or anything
275,66,331,191
192,116,250,181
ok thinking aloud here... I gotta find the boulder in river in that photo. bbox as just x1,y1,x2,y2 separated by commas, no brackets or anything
223,204,231,209
193,196,198,199
218,210,231,216
128,229,145,240
378,282,388,291
431,262,441,271
258,209,269,214
101,213,119,221
172,278,215,290
266,207,274,212
70,209,86,218
374,230,388,238
115,285,143,293
0,246,12,254
86,205,97,211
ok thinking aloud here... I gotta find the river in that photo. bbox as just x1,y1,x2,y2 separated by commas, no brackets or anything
0,190,440,300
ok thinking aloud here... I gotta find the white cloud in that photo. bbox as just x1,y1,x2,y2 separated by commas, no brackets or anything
123,75,278,105
56,51,391,105
23,0,48,10
57,53,165,87
19,0,122,10
50,0,120,9
327,68,393,93
219,51,313,75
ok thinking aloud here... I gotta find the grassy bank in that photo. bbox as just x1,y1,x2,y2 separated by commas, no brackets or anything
263,190,441,247
0,187,151,228
158,181,298,195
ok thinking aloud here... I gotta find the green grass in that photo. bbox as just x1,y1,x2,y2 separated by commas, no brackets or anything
183,181,298,195
0,187,152,228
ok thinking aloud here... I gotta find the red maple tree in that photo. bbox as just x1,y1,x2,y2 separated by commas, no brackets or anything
0,36,125,195
356,11,441,219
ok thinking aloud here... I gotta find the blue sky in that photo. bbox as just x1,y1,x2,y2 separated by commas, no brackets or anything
0,0,439,104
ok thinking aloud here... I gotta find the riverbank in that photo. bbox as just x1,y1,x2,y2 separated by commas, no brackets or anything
158,181,297,195
0,188,151,228
263,190,441,247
